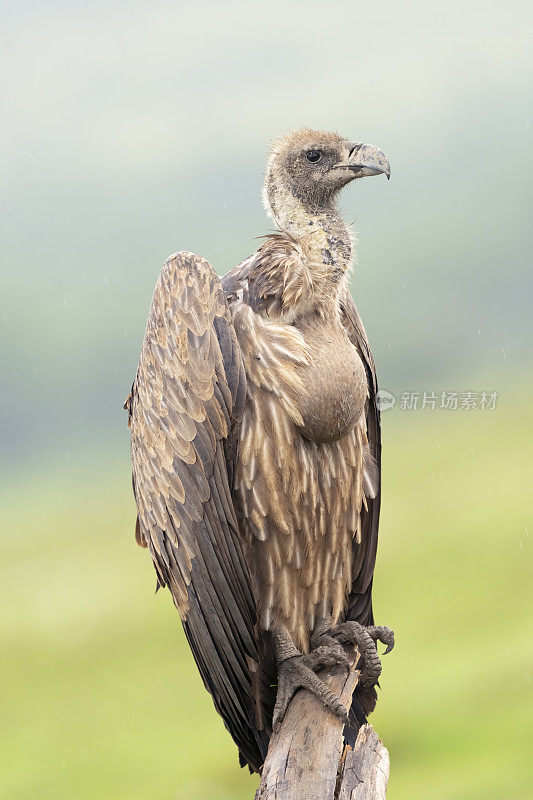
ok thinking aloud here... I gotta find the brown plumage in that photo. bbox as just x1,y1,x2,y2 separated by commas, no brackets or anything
125,129,392,772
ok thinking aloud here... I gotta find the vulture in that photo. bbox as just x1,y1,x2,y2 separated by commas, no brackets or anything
125,129,394,773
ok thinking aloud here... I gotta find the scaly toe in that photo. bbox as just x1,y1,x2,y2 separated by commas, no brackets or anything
330,621,383,689
272,654,349,731
304,643,350,671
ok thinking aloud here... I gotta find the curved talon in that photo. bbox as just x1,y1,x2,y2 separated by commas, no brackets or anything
367,625,395,655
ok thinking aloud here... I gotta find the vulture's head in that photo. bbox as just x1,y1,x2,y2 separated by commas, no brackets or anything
263,128,390,218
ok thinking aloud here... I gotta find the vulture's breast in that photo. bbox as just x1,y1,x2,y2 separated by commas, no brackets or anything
295,319,367,444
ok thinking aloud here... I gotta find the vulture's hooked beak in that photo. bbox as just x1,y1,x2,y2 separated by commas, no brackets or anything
335,142,391,180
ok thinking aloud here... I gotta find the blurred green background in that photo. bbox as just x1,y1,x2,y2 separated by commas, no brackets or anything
1,1,531,798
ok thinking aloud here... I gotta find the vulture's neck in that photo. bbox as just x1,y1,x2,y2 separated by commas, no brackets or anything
264,179,353,272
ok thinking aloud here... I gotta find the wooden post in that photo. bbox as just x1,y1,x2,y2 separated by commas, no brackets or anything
255,648,389,800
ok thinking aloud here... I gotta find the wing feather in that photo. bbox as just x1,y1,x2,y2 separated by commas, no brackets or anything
128,251,267,771
339,286,383,723
339,286,381,625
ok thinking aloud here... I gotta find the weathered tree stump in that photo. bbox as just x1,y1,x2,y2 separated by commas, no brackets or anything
255,648,389,800
336,725,389,800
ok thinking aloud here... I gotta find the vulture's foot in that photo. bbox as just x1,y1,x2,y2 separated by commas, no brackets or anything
329,621,395,688
271,628,349,731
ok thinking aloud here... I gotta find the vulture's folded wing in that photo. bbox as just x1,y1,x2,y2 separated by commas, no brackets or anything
339,287,381,628
126,252,267,770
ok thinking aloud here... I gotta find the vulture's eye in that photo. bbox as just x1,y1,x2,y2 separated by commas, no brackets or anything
306,150,322,163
